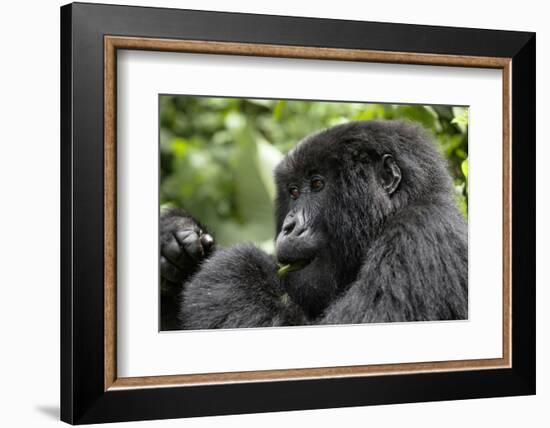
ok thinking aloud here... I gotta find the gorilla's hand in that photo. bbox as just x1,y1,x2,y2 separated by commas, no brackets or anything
160,208,215,288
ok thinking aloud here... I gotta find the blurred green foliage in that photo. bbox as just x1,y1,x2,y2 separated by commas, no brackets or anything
160,96,468,252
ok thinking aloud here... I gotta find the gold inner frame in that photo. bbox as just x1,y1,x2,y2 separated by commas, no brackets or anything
104,35,512,391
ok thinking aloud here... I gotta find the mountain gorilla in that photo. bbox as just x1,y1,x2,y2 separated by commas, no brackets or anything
160,120,468,330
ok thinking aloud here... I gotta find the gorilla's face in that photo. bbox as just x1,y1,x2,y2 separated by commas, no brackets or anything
275,173,328,269
274,165,336,318
273,123,402,318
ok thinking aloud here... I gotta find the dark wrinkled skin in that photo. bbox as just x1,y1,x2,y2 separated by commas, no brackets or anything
159,120,468,331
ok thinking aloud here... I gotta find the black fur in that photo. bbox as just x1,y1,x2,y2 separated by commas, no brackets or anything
160,120,468,330
179,245,306,329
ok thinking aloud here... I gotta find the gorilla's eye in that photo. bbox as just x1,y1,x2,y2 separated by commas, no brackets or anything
310,176,325,192
288,185,300,200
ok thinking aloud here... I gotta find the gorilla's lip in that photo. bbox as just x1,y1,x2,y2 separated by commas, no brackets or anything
276,259,312,278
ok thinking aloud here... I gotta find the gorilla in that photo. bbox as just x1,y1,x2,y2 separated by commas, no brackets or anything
160,120,468,331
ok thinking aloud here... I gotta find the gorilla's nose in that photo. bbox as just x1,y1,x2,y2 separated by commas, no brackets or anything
282,217,295,235
281,215,307,237
276,212,316,265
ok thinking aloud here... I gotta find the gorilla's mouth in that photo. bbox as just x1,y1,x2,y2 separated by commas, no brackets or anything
276,259,312,278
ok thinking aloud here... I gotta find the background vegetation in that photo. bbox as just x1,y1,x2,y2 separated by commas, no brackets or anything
160,96,468,253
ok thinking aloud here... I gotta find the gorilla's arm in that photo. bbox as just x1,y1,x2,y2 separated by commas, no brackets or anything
179,244,307,329
321,205,468,324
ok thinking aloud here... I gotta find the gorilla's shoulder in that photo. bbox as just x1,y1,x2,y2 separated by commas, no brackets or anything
384,202,467,244
179,244,302,329
192,244,278,285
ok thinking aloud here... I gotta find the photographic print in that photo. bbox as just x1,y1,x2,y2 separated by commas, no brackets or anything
62,5,534,422
159,96,469,331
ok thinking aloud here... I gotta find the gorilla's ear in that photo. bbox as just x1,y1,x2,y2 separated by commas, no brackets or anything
380,154,402,195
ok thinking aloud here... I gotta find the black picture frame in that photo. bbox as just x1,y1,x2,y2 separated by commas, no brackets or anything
61,2,535,424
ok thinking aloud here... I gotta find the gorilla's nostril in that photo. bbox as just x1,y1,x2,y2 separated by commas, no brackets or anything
295,227,307,237
283,220,296,235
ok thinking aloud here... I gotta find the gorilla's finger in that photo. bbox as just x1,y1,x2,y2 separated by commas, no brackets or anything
200,233,215,254
173,228,197,246
162,234,186,268
175,229,203,261
160,256,183,284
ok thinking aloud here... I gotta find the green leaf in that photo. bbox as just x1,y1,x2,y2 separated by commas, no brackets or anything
272,100,286,121
451,107,469,129
255,139,283,201
277,260,309,277
461,159,468,179
230,126,275,241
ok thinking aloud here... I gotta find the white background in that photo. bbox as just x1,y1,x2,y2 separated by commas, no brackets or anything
0,0,547,427
118,51,503,377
